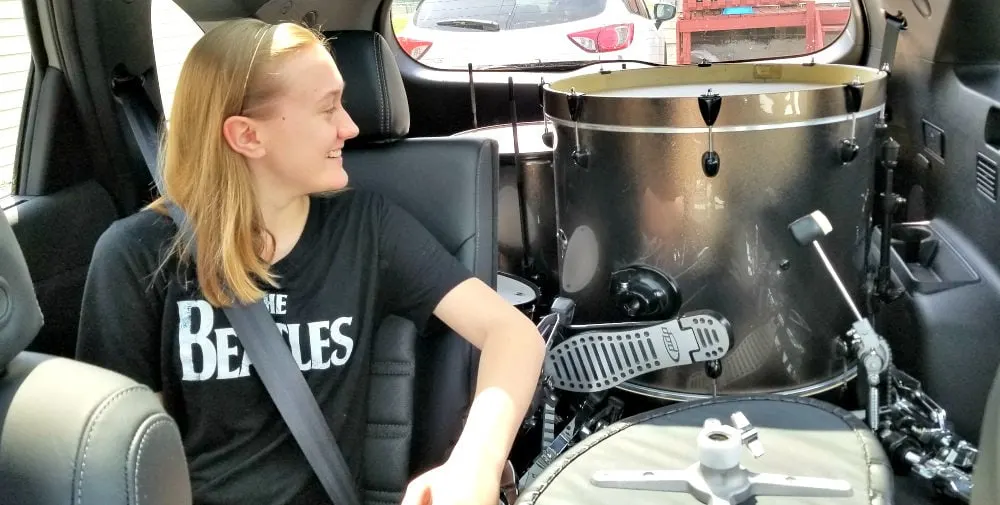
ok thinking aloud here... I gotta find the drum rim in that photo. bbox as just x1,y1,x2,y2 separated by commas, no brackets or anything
544,63,887,95
540,63,888,129
450,121,553,159
498,270,541,303
614,364,859,401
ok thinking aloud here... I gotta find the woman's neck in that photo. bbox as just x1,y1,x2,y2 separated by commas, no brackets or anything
257,192,311,265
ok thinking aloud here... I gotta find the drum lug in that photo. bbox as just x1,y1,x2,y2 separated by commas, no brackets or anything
567,88,589,168
839,78,864,164
539,77,555,148
839,138,860,164
698,90,722,177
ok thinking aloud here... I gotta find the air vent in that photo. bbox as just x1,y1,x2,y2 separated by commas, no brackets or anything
976,152,998,203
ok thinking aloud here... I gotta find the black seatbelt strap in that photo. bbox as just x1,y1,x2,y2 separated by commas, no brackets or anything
111,70,363,505
111,71,163,193
879,10,907,74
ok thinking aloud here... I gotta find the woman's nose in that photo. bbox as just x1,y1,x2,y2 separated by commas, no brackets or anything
340,112,360,140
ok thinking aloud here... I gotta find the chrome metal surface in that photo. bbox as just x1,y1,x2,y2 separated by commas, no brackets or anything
543,63,887,399
451,122,558,292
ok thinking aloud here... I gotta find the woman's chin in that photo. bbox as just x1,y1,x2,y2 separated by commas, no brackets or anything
315,164,349,192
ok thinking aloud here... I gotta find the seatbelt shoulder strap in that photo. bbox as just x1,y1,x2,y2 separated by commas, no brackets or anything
879,10,908,74
163,204,363,505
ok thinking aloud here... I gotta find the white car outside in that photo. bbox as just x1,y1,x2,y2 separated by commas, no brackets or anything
395,0,677,70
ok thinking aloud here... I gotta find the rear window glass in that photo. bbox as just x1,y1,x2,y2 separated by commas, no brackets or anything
412,0,608,30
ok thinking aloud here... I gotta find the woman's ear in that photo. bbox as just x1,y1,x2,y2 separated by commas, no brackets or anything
222,115,266,158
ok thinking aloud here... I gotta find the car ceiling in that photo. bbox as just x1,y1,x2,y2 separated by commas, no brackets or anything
175,0,383,32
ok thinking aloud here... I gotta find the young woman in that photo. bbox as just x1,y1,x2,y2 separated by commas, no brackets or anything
76,18,545,505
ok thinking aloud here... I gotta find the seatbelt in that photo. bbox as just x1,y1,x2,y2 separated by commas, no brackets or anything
878,10,907,74
111,71,364,505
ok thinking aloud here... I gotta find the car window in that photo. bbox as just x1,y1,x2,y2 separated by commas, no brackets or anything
150,0,204,123
391,0,855,69
411,0,607,31
1,0,30,197
0,0,203,199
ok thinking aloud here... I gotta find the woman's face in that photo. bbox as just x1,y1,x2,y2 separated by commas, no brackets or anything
235,42,360,198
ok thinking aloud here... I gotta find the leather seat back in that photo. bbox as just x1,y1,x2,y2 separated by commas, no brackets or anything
325,29,499,500
0,211,192,505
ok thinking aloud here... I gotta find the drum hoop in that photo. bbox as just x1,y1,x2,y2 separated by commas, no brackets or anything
541,63,886,129
544,63,887,95
544,104,882,134
499,151,552,163
614,364,859,402
498,271,541,303
451,121,552,160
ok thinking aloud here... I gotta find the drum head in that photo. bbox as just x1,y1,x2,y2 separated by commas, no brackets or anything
451,121,552,160
498,272,539,307
517,395,893,505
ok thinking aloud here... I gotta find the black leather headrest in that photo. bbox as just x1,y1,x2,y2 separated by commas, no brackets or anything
0,210,43,370
325,30,410,145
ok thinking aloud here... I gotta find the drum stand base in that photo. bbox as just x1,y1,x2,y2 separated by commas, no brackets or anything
878,368,977,503
590,413,853,505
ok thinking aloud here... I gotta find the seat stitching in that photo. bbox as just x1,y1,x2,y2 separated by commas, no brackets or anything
132,417,175,505
372,34,387,135
74,385,147,505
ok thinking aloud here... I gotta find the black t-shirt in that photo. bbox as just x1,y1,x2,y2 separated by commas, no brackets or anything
75,189,473,505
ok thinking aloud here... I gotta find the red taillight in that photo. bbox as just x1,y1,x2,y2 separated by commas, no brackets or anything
567,24,634,53
397,36,433,59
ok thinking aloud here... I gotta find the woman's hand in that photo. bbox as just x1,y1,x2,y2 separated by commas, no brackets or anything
400,455,501,505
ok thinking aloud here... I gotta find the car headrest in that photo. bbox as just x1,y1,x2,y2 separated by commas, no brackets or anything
325,30,410,145
0,210,43,371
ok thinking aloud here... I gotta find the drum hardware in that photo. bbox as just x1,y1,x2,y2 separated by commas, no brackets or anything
499,460,518,505
499,272,541,320
467,63,478,128
788,209,892,430
589,412,854,504
705,359,722,397
566,89,589,168
840,77,864,164
520,298,575,435
609,265,681,322
544,63,887,399
878,367,976,503
874,137,908,305
507,76,536,279
697,90,722,177
518,391,626,490
543,309,734,394
538,78,554,149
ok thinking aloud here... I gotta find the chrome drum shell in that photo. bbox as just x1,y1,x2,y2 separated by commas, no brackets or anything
543,63,888,400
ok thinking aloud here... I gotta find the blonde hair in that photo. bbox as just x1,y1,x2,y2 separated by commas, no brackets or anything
148,18,329,308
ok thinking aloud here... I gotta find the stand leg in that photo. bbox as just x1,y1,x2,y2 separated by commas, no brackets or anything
748,472,853,497
590,470,691,493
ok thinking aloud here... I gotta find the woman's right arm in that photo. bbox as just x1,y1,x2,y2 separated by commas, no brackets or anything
75,219,165,395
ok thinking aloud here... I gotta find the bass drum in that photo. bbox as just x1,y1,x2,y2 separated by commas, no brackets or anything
451,122,559,295
515,395,894,505
542,63,887,400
